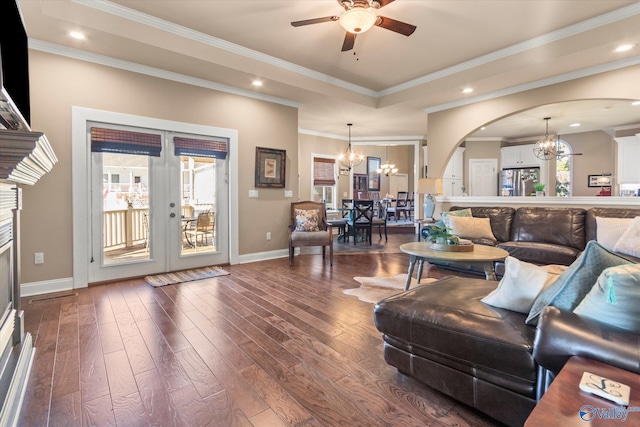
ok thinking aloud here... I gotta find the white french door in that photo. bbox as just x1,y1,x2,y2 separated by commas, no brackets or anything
88,123,229,283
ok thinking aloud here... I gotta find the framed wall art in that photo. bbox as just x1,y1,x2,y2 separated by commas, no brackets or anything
255,147,286,188
588,174,612,187
367,156,381,192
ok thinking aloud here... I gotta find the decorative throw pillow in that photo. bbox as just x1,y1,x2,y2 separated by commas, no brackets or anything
294,209,319,232
441,208,472,228
447,216,496,241
525,241,633,325
482,257,564,313
574,264,640,334
596,216,633,251
613,216,640,258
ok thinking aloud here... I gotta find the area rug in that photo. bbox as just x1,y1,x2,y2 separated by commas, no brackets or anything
144,266,229,287
344,274,437,303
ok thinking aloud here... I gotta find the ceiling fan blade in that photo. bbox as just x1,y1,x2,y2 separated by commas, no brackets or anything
375,16,417,36
291,16,339,27
374,0,396,8
341,32,356,52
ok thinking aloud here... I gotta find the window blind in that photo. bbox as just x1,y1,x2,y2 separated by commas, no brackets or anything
174,136,229,159
313,157,335,186
90,127,162,157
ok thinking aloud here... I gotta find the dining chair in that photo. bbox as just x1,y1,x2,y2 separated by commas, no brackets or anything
402,192,415,221
372,200,388,241
185,211,214,250
288,201,333,266
326,200,350,243
347,200,373,245
387,191,408,222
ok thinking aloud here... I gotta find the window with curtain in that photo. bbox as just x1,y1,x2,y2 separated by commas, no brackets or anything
312,156,337,209
91,127,162,157
173,136,229,159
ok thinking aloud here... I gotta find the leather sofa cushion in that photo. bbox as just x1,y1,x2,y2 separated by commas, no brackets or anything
451,206,515,242
497,241,582,266
585,207,640,243
510,207,586,250
374,277,537,384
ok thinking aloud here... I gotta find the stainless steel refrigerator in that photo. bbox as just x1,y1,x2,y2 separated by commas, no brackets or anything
500,167,540,197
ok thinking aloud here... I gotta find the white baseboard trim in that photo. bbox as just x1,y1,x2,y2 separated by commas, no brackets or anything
237,248,292,264
21,277,75,297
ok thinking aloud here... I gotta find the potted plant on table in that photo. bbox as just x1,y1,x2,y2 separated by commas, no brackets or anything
533,182,545,197
426,224,459,245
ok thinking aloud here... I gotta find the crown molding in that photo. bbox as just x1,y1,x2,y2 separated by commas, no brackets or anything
29,39,301,109
423,55,640,114
298,128,425,140
382,2,640,97
71,0,377,98
72,0,640,100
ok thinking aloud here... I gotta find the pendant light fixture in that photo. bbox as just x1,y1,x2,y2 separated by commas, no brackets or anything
338,123,364,171
533,117,558,160
377,145,398,176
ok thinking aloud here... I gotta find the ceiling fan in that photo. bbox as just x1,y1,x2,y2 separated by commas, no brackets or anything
291,0,417,52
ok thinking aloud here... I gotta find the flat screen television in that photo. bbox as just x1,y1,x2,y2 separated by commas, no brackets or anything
0,0,31,130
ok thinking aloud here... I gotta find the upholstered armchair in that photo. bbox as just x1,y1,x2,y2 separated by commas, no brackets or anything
288,201,333,266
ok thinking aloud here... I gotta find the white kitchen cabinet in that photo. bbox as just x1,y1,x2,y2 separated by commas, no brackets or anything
442,147,464,196
501,145,540,168
615,136,640,184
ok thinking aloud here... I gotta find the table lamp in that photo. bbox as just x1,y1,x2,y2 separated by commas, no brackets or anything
417,178,442,220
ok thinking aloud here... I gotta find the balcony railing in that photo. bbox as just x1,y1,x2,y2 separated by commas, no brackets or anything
103,208,147,249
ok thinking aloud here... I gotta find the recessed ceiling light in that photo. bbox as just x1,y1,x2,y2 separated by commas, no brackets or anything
615,44,634,53
68,31,86,40
632,101,640,106
569,123,581,127
462,88,473,94
252,80,263,87
480,126,486,130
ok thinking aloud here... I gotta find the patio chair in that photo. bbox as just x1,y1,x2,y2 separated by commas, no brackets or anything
289,201,333,266
185,211,214,250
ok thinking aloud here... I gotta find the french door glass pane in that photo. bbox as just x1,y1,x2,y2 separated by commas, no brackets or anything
102,152,150,264
180,156,216,255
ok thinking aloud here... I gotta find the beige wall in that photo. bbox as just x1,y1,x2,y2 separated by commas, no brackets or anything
461,140,502,192
298,137,416,202
561,131,615,196
461,131,616,196
427,65,640,180
24,50,298,283
298,133,351,202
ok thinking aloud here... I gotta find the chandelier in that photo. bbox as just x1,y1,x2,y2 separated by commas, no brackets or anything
533,117,558,160
377,146,398,176
338,123,364,171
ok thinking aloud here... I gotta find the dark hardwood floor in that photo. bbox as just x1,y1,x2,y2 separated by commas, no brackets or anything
19,251,499,426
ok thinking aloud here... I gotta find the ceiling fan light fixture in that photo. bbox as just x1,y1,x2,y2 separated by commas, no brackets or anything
339,7,377,34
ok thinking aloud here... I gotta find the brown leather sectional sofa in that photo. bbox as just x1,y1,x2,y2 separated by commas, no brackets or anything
434,206,640,274
374,206,640,426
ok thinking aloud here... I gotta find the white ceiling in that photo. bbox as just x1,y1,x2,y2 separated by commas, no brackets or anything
17,0,640,139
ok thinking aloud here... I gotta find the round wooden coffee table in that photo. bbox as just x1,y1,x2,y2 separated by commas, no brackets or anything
399,242,508,291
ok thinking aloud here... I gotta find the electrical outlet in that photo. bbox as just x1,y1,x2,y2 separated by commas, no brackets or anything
266,232,271,241
284,190,293,198
35,252,44,264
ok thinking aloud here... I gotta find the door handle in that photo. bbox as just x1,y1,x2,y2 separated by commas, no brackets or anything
170,213,176,218
169,202,176,208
